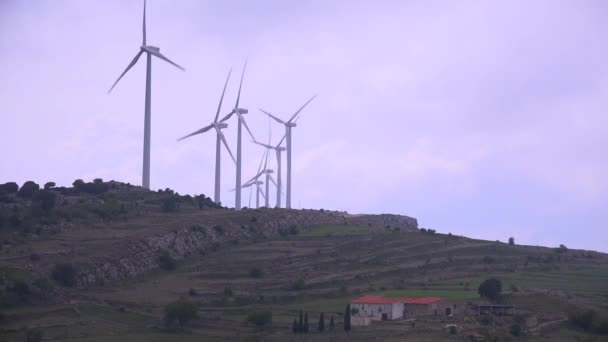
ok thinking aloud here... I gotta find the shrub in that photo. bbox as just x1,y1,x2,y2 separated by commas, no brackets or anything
32,278,50,291
188,288,198,296
449,325,457,334
158,250,176,270
162,197,178,212
26,328,42,342
482,256,495,264
0,182,19,193
344,304,351,331
164,300,198,327
247,310,272,328
72,179,85,189
569,310,595,331
223,286,233,297
43,182,56,190
351,307,359,314
478,278,502,301
52,263,78,287
554,244,568,253
508,237,515,245
330,315,335,331
510,323,522,336
292,278,306,290
10,280,30,302
213,225,225,235
29,253,41,261
32,190,57,215
18,181,40,198
249,267,264,278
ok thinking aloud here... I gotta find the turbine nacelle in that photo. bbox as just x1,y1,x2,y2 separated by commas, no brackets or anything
141,45,160,53
215,122,228,129
236,108,248,114
277,147,286,152
287,122,297,128
263,169,274,174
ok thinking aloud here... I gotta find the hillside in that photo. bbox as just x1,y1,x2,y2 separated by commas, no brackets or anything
0,180,607,341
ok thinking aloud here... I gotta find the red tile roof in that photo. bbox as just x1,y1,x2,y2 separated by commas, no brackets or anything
352,295,441,305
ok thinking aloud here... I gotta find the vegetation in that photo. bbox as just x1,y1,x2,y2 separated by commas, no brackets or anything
43,181,56,190
18,181,39,198
0,182,19,193
52,263,78,287
164,300,198,327
247,310,272,328
158,250,177,271
249,267,264,278
344,304,351,331
318,312,325,332
161,196,178,212
508,237,515,245
330,315,335,331
478,278,502,301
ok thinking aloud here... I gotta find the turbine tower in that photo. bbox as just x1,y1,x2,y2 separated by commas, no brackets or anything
253,135,286,208
108,0,185,189
219,62,256,210
177,69,236,204
260,95,316,208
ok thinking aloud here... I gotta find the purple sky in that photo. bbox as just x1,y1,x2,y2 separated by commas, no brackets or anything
1,0,607,252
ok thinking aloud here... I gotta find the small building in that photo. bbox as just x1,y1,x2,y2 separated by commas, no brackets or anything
351,295,404,321
403,297,445,317
478,304,515,316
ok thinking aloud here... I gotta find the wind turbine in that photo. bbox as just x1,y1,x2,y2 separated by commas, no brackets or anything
259,95,316,208
177,69,236,205
108,0,185,189
253,135,286,208
219,62,256,210
241,148,269,209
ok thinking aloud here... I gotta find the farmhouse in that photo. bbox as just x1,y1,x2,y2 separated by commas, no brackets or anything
351,295,454,322
351,295,404,321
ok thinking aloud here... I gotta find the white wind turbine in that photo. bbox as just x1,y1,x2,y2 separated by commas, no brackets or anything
259,95,316,208
177,69,236,205
108,0,184,189
253,134,286,208
219,62,256,210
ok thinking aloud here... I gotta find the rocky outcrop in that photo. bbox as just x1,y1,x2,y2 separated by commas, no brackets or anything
74,209,417,286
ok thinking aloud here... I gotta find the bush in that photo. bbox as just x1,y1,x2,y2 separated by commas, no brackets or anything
247,310,272,327
213,225,225,235
0,182,19,193
292,278,306,290
223,286,233,297
510,323,522,336
164,300,198,327
188,288,198,296
158,250,176,270
508,237,515,245
18,181,40,198
10,280,30,302
32,190,57,215
26,328,42,342
478,278,502,301
162,197,178,212
73,179,85,189
249,267,264,278
554,244,568,253
482,256,495,264
44,182,56,190
29,253,41,261
52,263,78,287
569,310,595,331
448,325,457,334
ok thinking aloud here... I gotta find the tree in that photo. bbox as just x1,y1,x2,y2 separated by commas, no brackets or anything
72,179,85,189
292,318,298,333
162,197,178,212
43,182,56,190
478,278,502,301
508,237,515,245
18,181,39,198
247,310,272,328
158,250,176,270
32,190,57,215
52,263,78,287
510,323,522,336
0,182,19,193
164,300,198,327
298,310,304,333
344,304,351,331
330,315,335,331
318,312,325,332
93,178,103,184
304,312,309,333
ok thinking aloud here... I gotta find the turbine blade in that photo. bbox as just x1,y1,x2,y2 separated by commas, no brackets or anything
256,149,267,174
257,184,266,201
218,130,236,164
108,51,143,93
177,124,214,141
219,110,235,123
215,68,232,122
235,60,247,107
253,141,273,149
259,108,285,125
268,174,278,187
142,0,147,45
245,170,264,186
237,113,256,141
149,49,185,71
276,134,286,147
288,94,317,123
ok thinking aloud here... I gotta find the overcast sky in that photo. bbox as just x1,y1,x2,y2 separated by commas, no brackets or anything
1,0,607,252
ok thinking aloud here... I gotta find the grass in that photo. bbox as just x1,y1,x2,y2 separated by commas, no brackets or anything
299,225,371,237
64,333,218,342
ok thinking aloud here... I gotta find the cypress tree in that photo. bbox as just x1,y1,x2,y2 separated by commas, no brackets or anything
318,312,325,332
292,318,298,333
298,310,303,333
330,315,335,331
304,312,309,333
344,304,351,331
